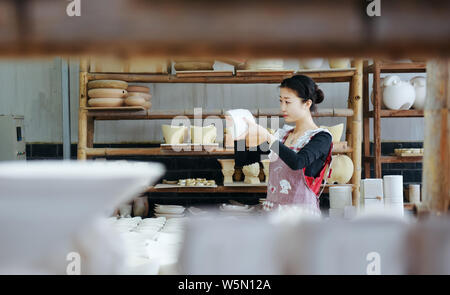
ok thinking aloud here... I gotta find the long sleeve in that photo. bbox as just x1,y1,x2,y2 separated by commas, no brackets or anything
234,139,271,167
269,132,332,176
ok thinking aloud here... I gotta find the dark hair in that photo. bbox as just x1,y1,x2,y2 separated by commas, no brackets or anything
279,74,324,112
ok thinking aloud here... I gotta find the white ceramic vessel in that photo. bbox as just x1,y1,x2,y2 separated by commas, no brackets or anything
161,125,188,144
328,155,354,184
382,75,416,110
299,58,324,69
0,160,164,274
328,58,351,69
410,76,426,110
320,123,344,143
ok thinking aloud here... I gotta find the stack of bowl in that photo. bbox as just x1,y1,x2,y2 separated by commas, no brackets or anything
154,204,186,219
87,80,128,107
328,185,353,219
383,175,404,216
126,85,152,109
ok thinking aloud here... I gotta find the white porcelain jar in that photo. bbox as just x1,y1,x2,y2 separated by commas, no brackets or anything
410,76,426,110
370,77,387,109
382,75,416,110
299,58,324,69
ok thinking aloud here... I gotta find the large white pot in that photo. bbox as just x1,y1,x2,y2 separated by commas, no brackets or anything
299,58,324,69
382,75,416,110
328,58,351,69
410,76,426,110
370,77,387,109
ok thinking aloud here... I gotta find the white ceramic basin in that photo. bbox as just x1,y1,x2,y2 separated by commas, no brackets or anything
0,160,164,273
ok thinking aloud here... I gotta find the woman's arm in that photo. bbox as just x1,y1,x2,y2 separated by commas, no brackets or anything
269,132,332,171
234,140,271,166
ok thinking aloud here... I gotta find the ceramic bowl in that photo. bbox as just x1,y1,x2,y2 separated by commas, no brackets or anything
0,160,164,271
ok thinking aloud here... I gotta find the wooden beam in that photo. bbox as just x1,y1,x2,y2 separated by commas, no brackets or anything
422,59,449,214
1,0,449,57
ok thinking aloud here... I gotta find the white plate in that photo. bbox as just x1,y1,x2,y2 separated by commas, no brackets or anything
220,204,253,212
155,207,185,214
0,160,164,270
155,213,186,219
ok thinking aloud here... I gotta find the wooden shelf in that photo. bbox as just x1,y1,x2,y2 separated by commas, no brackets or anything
365,62,426,73
363,59,426,178
365,155,423,163
84,106,147,111
146,184,353,194
85,144,352,157
368,109,424,117
147,185,267,193
87,68,356,84
79,58,363,206
86,108,354,120
85,147,234,157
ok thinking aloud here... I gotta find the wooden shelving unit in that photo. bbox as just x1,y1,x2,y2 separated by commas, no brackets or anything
363,60,426,178
146,184,354,194
78,59,363,205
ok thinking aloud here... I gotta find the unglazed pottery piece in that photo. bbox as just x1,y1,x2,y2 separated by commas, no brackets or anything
161,125,188,144
242,162,260,184
328,155,354,184
410,76,426,110
88,98,124,107
328,58,351,69
320,123,344,143
124,97,146,107
370,77,388,109
127,85,150,93
244,59,284,70
299,58,324,69
190,125,217,144
221,169,235,184
87,80,128,90
218,159,235,170
128,92,152,101
174,62,214,71
88,88,128,98
382,75,416,110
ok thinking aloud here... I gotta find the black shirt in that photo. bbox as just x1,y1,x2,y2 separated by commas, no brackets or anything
234,131,332,178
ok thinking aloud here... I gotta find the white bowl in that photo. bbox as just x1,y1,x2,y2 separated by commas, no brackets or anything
0,160,164,272
155,207,186,214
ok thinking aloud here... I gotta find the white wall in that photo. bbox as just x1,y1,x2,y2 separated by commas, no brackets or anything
1,58,425,143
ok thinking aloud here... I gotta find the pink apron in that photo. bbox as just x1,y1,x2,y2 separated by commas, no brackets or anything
263,129,333,214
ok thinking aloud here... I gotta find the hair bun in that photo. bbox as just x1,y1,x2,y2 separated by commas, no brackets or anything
314,84,325,104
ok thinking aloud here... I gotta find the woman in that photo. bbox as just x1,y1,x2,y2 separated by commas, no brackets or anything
234,75,333,214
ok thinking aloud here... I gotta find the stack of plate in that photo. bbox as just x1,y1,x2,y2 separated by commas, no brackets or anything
219,203,255,216
154,204,186,219
383,175,404,216
87,80,128,107
126,84,152,109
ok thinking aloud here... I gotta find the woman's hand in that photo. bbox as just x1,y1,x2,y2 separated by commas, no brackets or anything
241,117,275,147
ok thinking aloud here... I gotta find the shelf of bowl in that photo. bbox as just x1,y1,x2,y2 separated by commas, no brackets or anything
146,184,355,194
85,108,354,121
364,62,426,74
87,68,356,84
364,155,423,164
367,109,424,118
84,142,352,158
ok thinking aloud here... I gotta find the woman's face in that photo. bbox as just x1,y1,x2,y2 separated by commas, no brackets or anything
279,87,312,123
